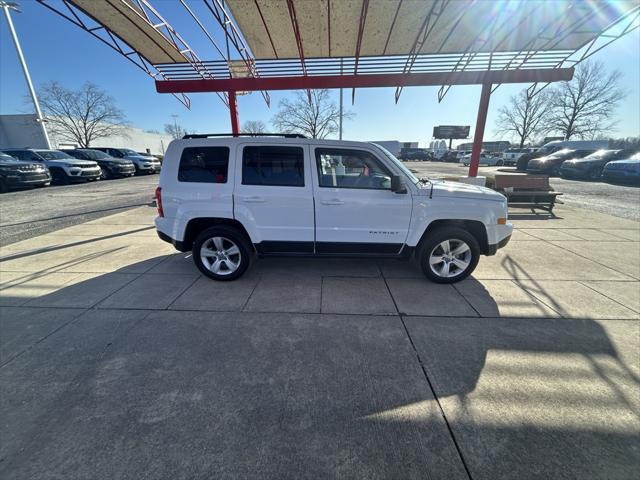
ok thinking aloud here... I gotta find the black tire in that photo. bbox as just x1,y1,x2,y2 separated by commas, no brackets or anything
192,226,253,281
496,160,504,166
0,179,8,193
418,227,480,284
100,167,111,180
50,168,69,185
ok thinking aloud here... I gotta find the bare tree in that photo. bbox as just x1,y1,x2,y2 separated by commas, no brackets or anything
242,120,268,134
164,122,188,139
546,61,626,140
271,89,352,138
38,81,128,148
495,88,553,147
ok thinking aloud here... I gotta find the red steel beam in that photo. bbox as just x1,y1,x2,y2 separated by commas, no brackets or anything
155,68,574,93
468,82,492,178
228,91,240,136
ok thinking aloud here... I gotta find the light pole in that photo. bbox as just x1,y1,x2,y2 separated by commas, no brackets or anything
171,114,179,138
1,1,51,148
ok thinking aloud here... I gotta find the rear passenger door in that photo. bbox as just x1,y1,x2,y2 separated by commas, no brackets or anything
234,144,314,253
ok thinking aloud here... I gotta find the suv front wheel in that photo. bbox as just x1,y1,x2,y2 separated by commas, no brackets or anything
418,227,480,283
193,226,252,281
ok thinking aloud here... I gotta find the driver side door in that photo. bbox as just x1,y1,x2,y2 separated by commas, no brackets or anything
311,146,412,254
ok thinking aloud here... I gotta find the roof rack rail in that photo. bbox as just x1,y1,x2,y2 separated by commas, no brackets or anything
182,133,307,139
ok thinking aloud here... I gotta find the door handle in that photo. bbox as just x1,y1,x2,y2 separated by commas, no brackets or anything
320,199,344,205
242,196,266,203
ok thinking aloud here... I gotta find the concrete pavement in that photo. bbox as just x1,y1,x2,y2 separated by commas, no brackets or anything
1,203,639,479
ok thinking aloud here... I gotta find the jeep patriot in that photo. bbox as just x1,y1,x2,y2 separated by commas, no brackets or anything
155,135,512,283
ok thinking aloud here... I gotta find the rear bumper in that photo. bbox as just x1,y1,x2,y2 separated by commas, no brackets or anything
157,229,187,252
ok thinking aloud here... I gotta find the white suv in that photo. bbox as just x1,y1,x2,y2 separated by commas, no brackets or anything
155,135,512,283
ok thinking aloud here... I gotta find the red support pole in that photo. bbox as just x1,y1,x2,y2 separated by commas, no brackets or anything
468,82,492,178
229,91,239,136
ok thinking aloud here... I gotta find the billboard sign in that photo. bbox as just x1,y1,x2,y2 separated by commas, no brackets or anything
433,125,470,139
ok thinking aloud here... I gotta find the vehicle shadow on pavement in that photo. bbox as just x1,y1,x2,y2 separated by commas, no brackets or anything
1,254,639,479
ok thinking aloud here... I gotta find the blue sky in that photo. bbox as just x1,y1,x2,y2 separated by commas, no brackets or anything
1,0,638,147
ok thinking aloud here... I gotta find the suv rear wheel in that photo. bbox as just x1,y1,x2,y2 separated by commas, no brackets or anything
418,227,480,283
192,226,252,281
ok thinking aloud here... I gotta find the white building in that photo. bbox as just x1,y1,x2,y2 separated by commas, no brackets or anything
0,114,173,156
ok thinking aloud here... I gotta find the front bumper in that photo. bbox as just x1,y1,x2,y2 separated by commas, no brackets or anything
559,165,587,178
111,165,136,176
2,171,51,187
486,234,511,256
65,167,102,180
137,164,161,172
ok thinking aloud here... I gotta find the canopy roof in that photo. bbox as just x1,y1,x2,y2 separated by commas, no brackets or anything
37,0,639,105
226,0,637,59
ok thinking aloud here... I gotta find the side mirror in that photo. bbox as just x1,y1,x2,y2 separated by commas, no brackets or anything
391,175,407,194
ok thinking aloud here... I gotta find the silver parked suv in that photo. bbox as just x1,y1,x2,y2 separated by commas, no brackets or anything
155,134,512,283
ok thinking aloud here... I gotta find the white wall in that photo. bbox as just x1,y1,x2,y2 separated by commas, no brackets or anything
0,114,49,149
0,114,173,155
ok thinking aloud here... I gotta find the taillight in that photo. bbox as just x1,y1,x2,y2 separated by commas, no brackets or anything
155,186,164,217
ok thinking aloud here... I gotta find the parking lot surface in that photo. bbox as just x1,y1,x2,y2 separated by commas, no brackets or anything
1,201,639,479
0,175,157,246
408,161,640,221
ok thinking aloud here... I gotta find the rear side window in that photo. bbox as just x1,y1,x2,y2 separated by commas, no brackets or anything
242,146,304,186
178,146,229,183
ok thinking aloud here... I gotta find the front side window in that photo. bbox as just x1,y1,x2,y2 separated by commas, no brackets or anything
316,148,391,189
242,146,304,187
178,146,229,183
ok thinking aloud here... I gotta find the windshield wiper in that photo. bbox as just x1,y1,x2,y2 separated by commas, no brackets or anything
419,177,431,184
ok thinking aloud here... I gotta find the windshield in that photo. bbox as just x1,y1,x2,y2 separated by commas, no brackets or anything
581,149,615,160
547,149,575,159
120,149,139,156
37,150,75,160
81,150,110,160
0,152,18,161
371,143,419,184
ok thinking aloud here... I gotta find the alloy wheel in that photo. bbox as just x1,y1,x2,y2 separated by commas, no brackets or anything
428,239,472,278
200,236,241,276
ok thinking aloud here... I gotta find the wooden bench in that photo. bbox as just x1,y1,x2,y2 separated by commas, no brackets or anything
494,174,563,212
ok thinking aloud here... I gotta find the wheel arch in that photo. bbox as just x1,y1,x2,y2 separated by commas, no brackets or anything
183,217,254,252
416,219,489,255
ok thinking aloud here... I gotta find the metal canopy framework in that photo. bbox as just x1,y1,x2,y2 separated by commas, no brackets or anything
36,0,639,177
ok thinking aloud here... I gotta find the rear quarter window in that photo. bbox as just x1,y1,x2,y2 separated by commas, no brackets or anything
178,146,229,183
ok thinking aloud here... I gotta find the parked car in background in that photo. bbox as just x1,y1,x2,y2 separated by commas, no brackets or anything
0,151,52,193
456,150,472,161
459,152,504,167
503,147,535,165
560,149,637,180
540,139,608,152
93,147,161,174
64,149,136,179
526,148,594,175
441,150,461,163
515,149,554,171
1,149,101,184
602,152,640,184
